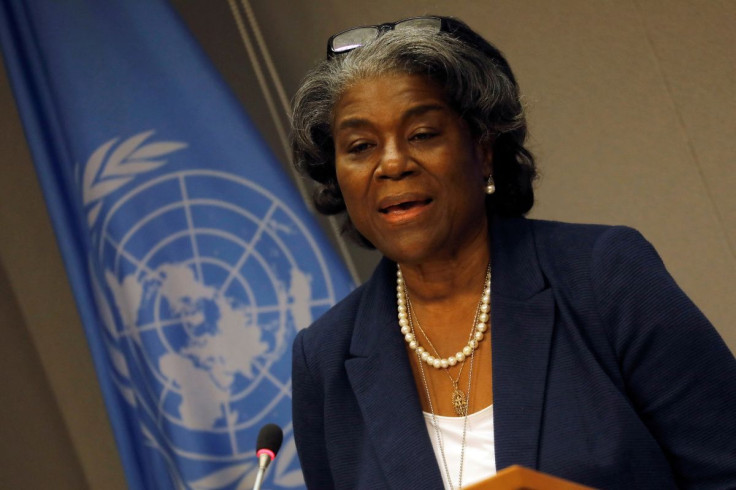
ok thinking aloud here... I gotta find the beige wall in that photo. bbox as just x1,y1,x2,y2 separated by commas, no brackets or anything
0,51,126,489
1,1,733,487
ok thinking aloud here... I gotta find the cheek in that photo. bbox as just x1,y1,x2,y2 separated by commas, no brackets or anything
334,169,352,206
336,164,369,202
335,167,368,221
446,159,487,208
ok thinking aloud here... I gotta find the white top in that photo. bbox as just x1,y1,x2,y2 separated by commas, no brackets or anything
422,404,496,489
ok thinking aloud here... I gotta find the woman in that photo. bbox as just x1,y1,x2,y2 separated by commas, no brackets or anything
290,16,736,489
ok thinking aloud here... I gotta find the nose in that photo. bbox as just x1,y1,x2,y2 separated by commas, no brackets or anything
375,139,413,180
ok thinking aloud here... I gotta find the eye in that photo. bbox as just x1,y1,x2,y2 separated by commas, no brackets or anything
347,141,373,154
410,130,438,142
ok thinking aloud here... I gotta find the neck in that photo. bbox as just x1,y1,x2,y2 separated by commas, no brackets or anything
398,228,490,305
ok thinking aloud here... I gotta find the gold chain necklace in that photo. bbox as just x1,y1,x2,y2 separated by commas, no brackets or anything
396,263,491,489
413,308,477,490
408,296,475,416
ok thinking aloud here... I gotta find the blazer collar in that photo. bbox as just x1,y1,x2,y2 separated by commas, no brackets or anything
344,217,555,484
345,259,444,489
490,217,555,471
491,216,547,300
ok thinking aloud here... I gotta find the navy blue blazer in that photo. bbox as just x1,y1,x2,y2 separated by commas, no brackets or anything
292,218,736,489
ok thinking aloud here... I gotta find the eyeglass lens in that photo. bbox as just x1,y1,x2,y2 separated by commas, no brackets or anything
331,27,380,53
331,17,442,53
394,17,442,31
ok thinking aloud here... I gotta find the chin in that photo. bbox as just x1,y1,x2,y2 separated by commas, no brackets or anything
372,234,439,266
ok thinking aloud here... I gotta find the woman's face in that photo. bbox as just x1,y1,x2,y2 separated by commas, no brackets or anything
332,73,492,265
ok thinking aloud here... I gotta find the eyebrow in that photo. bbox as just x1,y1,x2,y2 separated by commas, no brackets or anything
335,103,446,132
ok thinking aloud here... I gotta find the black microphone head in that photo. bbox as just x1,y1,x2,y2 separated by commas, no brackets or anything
256,423,283,454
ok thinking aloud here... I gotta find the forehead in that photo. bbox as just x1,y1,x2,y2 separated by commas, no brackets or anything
333,73,450,124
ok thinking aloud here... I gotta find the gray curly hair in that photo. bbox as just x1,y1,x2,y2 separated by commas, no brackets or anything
291,18,536,247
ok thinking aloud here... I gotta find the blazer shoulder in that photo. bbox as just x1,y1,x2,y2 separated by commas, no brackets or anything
528,219,651,271
529,219,637,247
525,220,663,320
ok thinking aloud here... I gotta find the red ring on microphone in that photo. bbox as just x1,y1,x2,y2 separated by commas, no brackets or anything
257,448,276,461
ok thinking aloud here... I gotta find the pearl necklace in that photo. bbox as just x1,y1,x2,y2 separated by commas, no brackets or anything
397,265,491,369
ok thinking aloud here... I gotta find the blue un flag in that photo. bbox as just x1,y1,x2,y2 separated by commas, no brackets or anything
0,0,353,488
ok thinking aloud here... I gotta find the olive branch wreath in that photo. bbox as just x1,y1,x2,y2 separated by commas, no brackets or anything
81,130,187,228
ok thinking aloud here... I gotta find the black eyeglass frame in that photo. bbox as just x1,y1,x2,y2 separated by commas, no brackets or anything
324,15,517,86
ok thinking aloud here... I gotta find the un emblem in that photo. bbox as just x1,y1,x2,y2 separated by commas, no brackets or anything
83,132,339,488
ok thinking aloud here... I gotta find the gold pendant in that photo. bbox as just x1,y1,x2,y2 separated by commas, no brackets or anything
451,388,467,416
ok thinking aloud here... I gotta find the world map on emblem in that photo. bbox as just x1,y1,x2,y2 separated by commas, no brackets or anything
92,169,339,486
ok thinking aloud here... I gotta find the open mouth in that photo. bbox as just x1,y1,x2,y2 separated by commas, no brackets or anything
379,198,433,214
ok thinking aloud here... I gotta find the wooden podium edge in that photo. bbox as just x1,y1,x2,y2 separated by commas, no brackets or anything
464,465,595,489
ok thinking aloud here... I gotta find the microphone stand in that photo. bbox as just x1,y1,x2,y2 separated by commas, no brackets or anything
253,450,274,490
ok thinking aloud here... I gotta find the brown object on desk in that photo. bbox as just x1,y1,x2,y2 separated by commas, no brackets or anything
464,465,596,489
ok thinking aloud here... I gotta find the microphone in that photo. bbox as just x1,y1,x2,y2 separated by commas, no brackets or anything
253,423,283,490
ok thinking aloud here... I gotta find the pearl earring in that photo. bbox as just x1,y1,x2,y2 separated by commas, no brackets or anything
485,175,495,195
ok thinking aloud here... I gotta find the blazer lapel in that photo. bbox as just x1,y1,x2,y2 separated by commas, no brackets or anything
491,218,555,471
345,259,444,489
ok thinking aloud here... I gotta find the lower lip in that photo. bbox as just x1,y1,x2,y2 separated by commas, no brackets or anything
379,201,432,225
